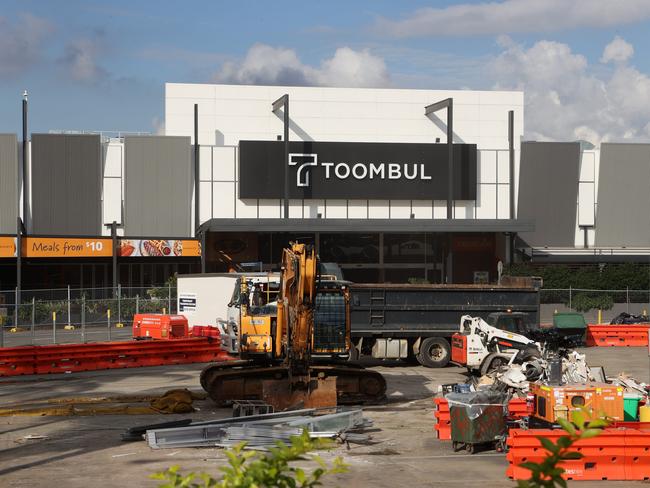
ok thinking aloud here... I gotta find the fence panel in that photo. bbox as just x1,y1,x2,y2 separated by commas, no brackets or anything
540,288,650,324
0,285,177,347
4,285,650,346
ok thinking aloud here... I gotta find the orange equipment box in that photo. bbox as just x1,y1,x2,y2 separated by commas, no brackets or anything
132,314,189,340
530,382,624,424
451,333,467,365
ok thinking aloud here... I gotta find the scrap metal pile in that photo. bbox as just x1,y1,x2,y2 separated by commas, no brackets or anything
451,328,649,399
124,408,373,451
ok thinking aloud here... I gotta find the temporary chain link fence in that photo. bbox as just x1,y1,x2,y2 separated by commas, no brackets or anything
539,288,650,324
0,284,177,347
2,286,649,347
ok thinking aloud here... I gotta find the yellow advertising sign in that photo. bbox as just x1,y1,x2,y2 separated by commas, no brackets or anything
118,239,201,257
0,237,16,257
23,237,113,258
1,236,200,258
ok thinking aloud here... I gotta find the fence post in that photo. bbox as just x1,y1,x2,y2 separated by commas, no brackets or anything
31,297,35,345
569,286,572,309
67,284,71,328
107,309,112,342
81,296,86,343
136,294,139,315
626,287,630,313
53,311,57,344
168,283,171,314
13,285,18,336
118,283,122,325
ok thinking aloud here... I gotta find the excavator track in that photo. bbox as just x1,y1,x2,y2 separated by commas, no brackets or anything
199,361,386,409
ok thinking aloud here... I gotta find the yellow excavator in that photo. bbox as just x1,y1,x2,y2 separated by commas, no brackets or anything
200,243,386,410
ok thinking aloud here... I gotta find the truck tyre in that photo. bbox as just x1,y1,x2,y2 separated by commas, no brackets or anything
416,337,450,368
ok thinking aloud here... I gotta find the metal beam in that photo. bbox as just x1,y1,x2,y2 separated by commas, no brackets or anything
508,110,515,219
508,110,516,264
111,221,118,292
200,217,535,234
424,98,451,115
424,98,453,219
200,230,206,273
22,91,28,228
194,104,200,235
272,95,289,219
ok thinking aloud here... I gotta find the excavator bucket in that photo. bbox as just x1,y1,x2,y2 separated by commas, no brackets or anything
261,376,338,410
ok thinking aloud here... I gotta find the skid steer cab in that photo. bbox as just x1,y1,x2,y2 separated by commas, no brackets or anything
451,314,540,376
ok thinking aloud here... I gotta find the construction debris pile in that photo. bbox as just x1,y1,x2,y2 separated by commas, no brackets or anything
124,408,373,451
436,322,650,480
451,328,649,399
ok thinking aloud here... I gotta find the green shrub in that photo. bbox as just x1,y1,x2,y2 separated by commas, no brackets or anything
152,430,348,488
570,293,614,313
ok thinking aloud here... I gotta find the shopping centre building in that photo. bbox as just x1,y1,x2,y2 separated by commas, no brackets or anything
0,83,649,290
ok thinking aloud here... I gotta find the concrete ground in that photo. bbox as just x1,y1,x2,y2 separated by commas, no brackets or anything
0,347,648,488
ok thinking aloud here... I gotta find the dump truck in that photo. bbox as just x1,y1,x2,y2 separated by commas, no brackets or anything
348,277,541,367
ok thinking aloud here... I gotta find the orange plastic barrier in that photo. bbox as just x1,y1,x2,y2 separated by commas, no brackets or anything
433,396,531,440
506,427,650,481
586,324,650,347
0,337,231,377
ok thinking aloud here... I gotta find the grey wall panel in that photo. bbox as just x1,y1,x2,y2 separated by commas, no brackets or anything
0,134,18,233
517,142,580,247
595,143,650,247
31,134,102,235
124,136,191,237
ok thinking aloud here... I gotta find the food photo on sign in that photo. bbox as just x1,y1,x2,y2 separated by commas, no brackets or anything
118,239,195,257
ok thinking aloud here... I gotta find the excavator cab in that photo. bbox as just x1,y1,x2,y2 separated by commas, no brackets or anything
229,276,279,360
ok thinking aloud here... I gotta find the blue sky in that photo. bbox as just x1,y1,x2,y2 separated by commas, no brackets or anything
1,0,650,143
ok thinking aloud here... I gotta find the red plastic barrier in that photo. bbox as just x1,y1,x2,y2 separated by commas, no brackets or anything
624,427,650,481
507,428,627,480
586,324,650,347
506,427,650,481
0,337,231,377
433,396,531,440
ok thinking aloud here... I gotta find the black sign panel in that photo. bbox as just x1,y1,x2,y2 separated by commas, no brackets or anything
239,140,477,200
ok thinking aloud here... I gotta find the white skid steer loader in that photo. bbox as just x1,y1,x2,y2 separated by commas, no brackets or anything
451,315,541,375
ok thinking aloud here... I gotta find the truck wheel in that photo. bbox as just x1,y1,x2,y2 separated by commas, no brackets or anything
417,337,450,368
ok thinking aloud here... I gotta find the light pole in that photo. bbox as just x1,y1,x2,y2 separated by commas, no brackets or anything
272,94,290,218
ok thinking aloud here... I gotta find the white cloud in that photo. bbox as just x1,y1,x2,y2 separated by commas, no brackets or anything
59,33,108,82
601,36,634,64
0,13,54,78
213,43,390,88
492,36,650,144
377,0,650,37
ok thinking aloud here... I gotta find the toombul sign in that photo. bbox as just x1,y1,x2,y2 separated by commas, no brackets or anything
239,140,477,200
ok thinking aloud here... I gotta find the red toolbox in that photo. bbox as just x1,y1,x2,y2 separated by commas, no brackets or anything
132,314,189,339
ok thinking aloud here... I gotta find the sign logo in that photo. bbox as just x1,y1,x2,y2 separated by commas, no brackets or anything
289,153,318,187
